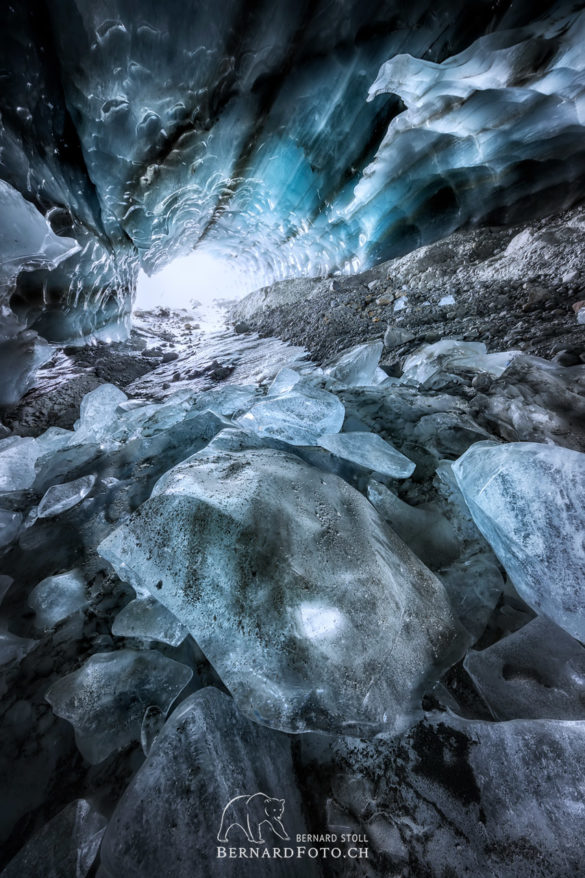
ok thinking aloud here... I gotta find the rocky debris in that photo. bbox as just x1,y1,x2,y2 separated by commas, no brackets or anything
230,205,585,365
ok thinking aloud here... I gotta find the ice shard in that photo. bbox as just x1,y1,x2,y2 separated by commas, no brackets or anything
112,597,188,647
37,474,96,519
27,570,87,630
453,441,585,640
0,799,106,878
319,431,415,478
46,649,193,763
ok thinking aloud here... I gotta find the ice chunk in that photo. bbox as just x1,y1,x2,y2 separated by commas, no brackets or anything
46,649,192,763
37,474,96,518
267,367,302,396
453,441,585,640
0,436,39,492
402,339,520,385
28,569,87,629
0,629,36,666
325,341,383,387
239,383,345,446
367,481,459,568
319,431,415,478
465,617,585,720
36,426,75,456
0,509,23,548
190,385,257,417
0,799,106,878
367,479,502,641
112,597,188,647
99,448,461,736
99,688,319,878
71,384,127,445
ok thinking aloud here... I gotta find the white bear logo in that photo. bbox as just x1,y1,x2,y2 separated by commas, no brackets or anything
217,792,290,844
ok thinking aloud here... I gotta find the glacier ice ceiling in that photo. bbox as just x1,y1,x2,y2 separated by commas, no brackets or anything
4,2,585,876
3,0,585,350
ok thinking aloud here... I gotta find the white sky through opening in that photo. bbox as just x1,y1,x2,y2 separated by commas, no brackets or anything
135,250,266,330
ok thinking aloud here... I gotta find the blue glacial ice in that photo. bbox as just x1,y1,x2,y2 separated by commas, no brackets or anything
0,436,39,492
453,441,585,640
28,569,87,630
319,431,415,479
99,688,320,878
112,596,188,648
238,383,345,446
99,447,462,736
325,341,384,387
464,616,585,721
46,649,193,763
0,799,106,878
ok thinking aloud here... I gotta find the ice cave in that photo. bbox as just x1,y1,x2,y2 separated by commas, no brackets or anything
2,1,585,875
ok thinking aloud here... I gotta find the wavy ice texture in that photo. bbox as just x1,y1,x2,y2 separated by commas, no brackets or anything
354,8,585,254
3,0,585,371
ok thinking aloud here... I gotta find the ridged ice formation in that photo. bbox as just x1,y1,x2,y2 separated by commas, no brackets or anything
2,0,585,361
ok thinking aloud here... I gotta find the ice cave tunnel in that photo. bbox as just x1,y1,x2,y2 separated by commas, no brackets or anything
2,1,585,875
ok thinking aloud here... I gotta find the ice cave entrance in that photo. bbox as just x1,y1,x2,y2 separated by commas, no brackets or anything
135,249,263,331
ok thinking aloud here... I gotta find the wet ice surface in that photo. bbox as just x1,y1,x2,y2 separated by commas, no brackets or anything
2,322,585,876
128,323,312,400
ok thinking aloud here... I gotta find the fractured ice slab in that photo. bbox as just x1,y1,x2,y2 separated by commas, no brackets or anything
0,436,39,492
267,367,302,396
112,596,188,647
46,649,192,763
465,617,585,721
71,383,128,445
367,481,458,569
99,448,461,735
239,384,345,446
100,687,319,878
191,385,257,418
325,341,383,387
37,474,96,518
453,441,585,640
401,340,520,385
28,569,87,630
319,431,415,478
0,799,106,878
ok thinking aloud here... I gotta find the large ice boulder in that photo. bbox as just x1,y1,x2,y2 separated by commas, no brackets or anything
99,447,461,735
453,441,585,640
